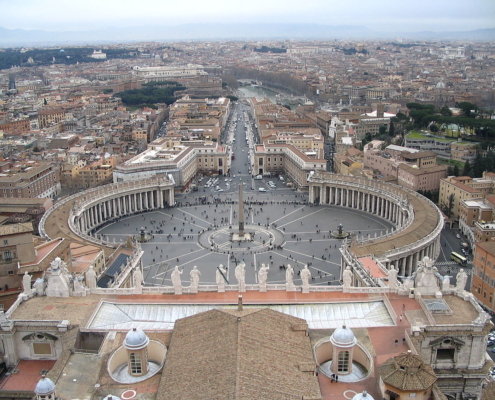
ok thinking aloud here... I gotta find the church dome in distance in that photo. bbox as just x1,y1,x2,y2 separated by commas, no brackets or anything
330,325,357,347
35,376,55,394
436,81,446,89
124,327,149,350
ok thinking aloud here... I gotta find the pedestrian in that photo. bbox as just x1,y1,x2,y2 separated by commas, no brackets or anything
335,375,338,382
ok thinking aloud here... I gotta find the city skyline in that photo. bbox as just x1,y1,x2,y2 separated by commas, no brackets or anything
0,0,494,34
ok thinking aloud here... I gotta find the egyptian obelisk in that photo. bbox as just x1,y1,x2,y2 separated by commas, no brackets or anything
238,184,245,237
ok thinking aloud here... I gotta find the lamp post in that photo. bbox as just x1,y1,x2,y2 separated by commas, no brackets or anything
266,217,270,227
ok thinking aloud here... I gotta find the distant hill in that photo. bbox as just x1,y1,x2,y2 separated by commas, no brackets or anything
0,24,494,46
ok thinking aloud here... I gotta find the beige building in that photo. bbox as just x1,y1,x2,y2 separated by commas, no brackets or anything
254,144,326,189
439,176,495,221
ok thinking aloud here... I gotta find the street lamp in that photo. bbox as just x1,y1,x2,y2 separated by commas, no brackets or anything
266,217,270,227
213,218,217,227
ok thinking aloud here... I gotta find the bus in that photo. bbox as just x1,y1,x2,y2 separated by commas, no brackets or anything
451,252,467,266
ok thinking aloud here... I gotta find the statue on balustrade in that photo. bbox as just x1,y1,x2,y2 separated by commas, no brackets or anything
301,265,311,293
190,266,201,293
133,267,143,291
171,266,183,295
22,271,32,295
216,264,227,292
286,264,295,290
85,265,97,289
343,266,353,288
258,263,269,292
456,268,468,293
388,265,398,289
235,262,246,293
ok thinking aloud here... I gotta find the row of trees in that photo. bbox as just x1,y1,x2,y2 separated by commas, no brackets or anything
115,81,186,107
0,47,135,70
446,150,495,178
406,102,495,139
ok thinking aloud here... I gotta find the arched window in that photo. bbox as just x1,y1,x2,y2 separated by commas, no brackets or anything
129,352,142,375
337,351,350,373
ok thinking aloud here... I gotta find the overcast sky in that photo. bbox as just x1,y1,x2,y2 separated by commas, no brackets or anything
0,0,494,32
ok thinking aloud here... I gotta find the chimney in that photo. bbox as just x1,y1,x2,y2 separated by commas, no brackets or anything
238,295,243,311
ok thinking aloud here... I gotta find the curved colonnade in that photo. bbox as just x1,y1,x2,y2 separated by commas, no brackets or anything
308,172,443,280
39,177,175,251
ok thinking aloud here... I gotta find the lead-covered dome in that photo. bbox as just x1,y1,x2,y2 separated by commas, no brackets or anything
35,376,55,394
124,327,149,350
330,325,357,347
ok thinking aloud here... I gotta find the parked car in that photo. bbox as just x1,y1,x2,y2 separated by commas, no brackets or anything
487,340,495,346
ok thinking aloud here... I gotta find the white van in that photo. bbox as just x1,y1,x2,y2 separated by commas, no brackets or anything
255,175,262,180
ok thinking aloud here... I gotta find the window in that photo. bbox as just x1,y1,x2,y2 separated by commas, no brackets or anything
129,352,142,375
436,348,455,362
33,343,52,355
3,240,7,246
4,250,11,260
337,351,350,373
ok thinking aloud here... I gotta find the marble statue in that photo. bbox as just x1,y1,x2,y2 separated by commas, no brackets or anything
85,265,97,289
72,275,86,296
235,262,246,293
258,263,269,292
343,266,353,288
301,265,311,293
190,266,201,293
171,266,183,295
442,275,452,292
45,257,71,298
456,269,468,293
22,271,32,295
388,265,398,289
285,264,295,290
50,257,62,270
133,267,143,291
33,277,45,296
216,264,227,292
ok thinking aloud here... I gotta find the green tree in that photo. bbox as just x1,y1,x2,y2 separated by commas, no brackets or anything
453,164,460,176
439,105,452,117
462,160,472,176
457,102,478,118
473,153,485,177
444,193,455,217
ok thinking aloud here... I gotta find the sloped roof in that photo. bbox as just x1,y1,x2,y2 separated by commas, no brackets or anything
378,352,437,391
157,308,322,400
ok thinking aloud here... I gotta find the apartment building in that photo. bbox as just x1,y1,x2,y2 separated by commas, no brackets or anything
439,175,495,221
472,241,495,312
37,108,66,129
0,162,61,199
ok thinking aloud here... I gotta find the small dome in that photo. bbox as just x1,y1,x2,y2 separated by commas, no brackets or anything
124,327,149,350
436,81,446,89
330,325,357,347
352,391,374,400
35,376,55,394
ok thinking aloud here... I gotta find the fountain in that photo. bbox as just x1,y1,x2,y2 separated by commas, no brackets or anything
331,223,350,239
135,227,152,243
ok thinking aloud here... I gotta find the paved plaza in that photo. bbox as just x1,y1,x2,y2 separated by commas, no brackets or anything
97,196,393,288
